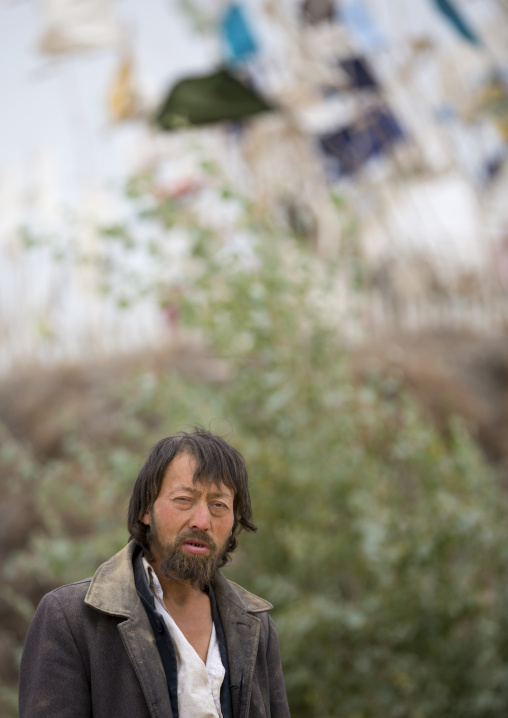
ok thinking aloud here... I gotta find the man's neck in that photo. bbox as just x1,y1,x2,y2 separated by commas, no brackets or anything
146,557,214,663
147,557,209,609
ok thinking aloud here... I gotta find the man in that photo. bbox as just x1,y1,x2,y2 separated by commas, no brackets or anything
19,428,290,718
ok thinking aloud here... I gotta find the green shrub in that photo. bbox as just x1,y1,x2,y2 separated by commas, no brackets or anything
6,176,508,717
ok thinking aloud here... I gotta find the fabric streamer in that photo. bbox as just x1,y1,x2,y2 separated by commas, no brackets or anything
39,0,121,54
340,56,378,90
300,0,336,25
319,105,405,176
430,0,481,46
478,72,508,142
338,1,385,52
221,3,258,64
155,69,272,130
107,57,138,122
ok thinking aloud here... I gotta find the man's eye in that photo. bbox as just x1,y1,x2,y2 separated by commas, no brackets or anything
174,497,192,504
211,502,228,511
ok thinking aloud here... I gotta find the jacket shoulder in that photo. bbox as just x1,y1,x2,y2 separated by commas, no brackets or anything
35,578,92,612
52,578,92,592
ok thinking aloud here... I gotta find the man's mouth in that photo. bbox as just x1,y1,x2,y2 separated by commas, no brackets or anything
181,539,211,555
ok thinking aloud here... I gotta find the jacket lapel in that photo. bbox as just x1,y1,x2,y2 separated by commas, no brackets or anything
84,543,173,718
212,573,273,718
117,604,173,718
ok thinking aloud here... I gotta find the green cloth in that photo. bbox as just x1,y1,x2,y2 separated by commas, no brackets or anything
431,0,481,46
156,69,272,130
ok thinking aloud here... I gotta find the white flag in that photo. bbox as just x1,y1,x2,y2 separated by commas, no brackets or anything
39,0,122,54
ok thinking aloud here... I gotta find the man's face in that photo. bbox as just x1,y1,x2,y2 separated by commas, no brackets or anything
141,452,235,589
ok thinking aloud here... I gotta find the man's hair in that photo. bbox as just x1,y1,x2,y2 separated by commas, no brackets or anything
127,427,258,565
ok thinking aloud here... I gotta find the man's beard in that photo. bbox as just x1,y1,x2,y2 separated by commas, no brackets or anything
148,523,228,591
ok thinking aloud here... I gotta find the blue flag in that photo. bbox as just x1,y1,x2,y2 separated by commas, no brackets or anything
431,0,481,46
221,3,258,63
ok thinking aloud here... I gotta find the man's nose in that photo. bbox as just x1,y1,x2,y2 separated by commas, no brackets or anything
188,501,211,531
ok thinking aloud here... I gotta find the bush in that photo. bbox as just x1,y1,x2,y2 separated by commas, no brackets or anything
5,175,508,717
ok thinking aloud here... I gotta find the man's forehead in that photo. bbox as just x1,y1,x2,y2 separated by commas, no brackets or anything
167,452,234,491
189,479,233,496
167,478,234,499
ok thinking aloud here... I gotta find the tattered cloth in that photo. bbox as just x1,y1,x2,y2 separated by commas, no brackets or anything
156,69,272,130
319,104,405,176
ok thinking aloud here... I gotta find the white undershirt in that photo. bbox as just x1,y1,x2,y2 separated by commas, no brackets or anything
142,557,225,718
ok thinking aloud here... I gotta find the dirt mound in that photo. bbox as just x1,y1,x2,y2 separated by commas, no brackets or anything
354,329,508,481
2,329,506,471
0,337,229,458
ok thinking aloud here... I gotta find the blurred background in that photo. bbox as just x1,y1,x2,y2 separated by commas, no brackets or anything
1,0,508,715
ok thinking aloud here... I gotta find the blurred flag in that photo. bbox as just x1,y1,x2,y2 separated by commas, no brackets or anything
320,105,405,176
221,3,258,64
430,0,481,46
300,0,336,25
338,0,385,52
107,56,138,122
39,0,121,54
156,69,272,130
340,56,378,90
478,72,508,142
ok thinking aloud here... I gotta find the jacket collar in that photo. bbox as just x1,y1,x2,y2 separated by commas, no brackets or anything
84,541,140,616
84,542,273,718
85,541,273,618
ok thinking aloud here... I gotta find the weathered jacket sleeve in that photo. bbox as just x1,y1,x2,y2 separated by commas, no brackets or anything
19,588,92,718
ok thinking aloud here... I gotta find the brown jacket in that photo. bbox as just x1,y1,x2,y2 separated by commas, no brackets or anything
19,542,290,718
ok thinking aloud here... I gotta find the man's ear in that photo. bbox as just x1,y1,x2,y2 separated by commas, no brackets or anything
141,510,151,526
